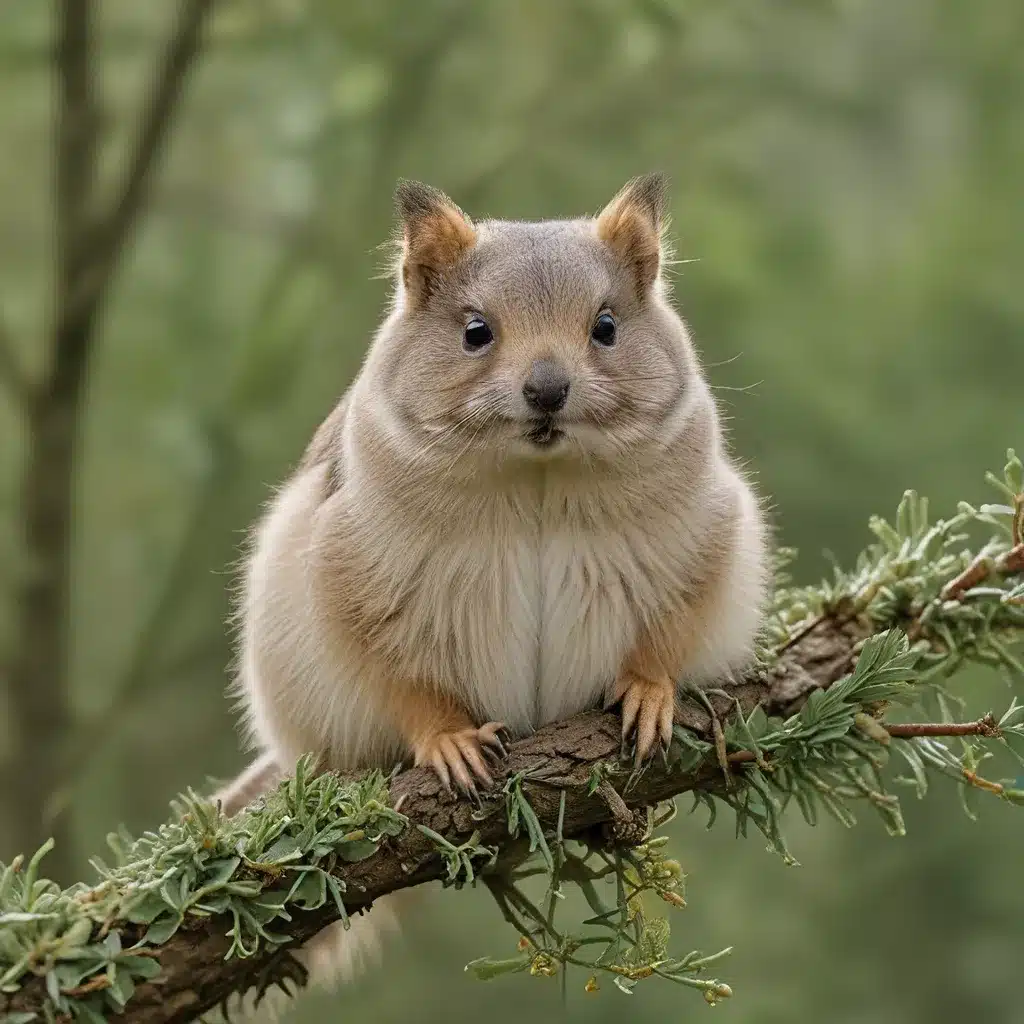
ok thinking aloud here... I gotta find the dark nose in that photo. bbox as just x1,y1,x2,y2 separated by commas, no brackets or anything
523,360,570,414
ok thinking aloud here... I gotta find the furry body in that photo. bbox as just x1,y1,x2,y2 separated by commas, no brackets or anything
216,175,769,1008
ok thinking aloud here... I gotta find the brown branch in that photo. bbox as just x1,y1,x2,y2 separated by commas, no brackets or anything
725,715,1003,767
961,770,1009,796
0,615,873,1024
941,555,997,601
1005,541,1024,574
941,543,1024,601
56,0,99,302
885,714,1000,739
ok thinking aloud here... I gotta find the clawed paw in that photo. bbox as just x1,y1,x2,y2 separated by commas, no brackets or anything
610,673,675,764
414,721,509,799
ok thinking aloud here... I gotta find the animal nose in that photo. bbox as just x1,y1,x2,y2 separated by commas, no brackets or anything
523,360,570,414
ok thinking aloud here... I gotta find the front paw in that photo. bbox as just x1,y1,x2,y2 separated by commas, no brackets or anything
609,672,675,763
413,721,508,797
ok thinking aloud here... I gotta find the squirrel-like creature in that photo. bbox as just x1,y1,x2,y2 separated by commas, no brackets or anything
215,174,769,1000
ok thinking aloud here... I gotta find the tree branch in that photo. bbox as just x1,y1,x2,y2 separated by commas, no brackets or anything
941,542,1024,600
68,0,217,327
0,615,870,1024
885,714,1000,739
4,461,1024,1023
723,713,1004,766
55,0,99,304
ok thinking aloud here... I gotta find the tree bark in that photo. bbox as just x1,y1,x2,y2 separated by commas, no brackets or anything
0,615,869,1024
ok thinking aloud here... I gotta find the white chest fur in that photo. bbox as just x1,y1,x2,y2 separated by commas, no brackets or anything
371,475,668,735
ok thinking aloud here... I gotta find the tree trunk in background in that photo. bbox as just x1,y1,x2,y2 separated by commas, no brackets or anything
0,0,98,882
4,340,93,876
0,0,215,880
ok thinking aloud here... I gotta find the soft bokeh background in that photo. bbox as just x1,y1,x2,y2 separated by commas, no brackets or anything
1,2,1022,1022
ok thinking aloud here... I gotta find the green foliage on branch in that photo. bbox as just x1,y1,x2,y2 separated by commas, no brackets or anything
0,451,1022,1023
0,768,405,1022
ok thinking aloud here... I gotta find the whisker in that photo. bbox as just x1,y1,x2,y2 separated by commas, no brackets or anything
705,351,745,369
709,380,762,394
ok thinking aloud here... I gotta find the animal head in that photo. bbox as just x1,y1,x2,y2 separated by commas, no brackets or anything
364,175,702,470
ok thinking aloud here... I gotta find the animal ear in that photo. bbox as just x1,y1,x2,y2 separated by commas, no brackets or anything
595,173,666,293
395,180,476,304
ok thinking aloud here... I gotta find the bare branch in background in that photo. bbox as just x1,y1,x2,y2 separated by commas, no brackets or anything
71,0,218,325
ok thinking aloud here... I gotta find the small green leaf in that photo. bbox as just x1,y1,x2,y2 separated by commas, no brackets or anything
121,891,171,925
106,969,135,1007
0,912,59,925
1003,448,1022,495
464,955,530,980
286,869,327,910
72,1000,110,1024
261,837,303,864
333,839,380,863
53,960,104,990
141,914,182,945
117,955,162,981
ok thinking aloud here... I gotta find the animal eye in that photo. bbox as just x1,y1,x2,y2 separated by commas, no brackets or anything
590,312,617,348
463,316,494,353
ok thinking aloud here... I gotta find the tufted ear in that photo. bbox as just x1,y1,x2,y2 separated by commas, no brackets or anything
595,173,666,293
395,180,476,304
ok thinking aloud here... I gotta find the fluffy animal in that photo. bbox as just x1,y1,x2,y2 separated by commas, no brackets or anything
216,173,769,1007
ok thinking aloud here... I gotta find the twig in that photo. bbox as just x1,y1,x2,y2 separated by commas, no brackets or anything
55,0,99,308
726,750,759,765
962,770,1009,796
1004,542,1024,574
941,543,1024,601
725,714,1001,766
885,714,1000,739
775,612,827,654
64,976,111,998
942,555,997,601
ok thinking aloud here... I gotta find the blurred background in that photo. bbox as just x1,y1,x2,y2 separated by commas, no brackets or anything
1,1,1022,1022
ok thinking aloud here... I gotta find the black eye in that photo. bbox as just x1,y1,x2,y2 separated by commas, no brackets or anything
463,316,494,352
591,312,617,348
